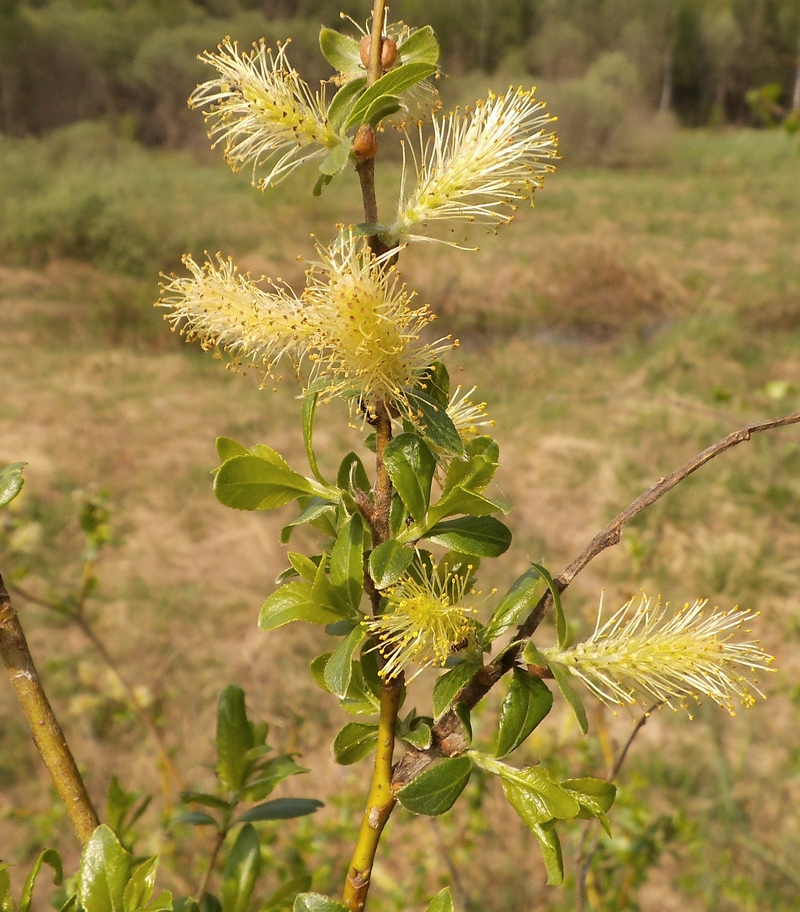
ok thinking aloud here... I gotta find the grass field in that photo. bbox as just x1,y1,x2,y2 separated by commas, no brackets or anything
1,121,799,911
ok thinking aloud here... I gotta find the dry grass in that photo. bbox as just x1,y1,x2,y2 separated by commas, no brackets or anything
1,127,799,910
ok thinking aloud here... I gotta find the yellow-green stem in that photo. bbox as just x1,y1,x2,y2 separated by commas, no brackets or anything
0,574,100,844
342,677,403,912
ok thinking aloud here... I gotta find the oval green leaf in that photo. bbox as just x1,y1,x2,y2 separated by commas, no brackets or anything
397,756,472,816
324,625,367,698
369,540,414,589
333,722,379,765
220,824,261,912
423,516,512,557
214,454,318,511
384,433,436,523
432,662,481,719
235,798,322,824
79,826,132,912
0,462,26,508
259,582,344,631
495,668,553,757
482,567,541,646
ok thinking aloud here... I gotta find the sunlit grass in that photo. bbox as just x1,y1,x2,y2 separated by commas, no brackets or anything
1,123,799,908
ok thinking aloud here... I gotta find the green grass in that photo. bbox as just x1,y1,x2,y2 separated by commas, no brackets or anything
1,122,799,910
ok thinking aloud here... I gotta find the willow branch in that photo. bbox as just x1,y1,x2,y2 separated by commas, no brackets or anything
0,573,100,844
342,678,403,912
355,0,389,257
394,410,800,784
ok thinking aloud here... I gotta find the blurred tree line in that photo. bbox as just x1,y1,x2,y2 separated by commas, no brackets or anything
0,0,798,144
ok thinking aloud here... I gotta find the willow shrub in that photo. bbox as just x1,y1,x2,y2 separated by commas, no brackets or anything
2,4,795,912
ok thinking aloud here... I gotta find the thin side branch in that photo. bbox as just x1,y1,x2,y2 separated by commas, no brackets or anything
0,574,100,844
394,410,800,784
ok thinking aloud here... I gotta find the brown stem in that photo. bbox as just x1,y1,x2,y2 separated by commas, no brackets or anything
0,573,100,844
393,409,800,785
195,829,226,901
372,402,393,546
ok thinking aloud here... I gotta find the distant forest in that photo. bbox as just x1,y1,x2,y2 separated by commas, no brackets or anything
1,0,799,143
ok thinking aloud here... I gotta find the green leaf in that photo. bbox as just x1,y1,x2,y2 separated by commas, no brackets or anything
1,866,12,912
441,437,499,495
399,720,431,749
427,487,507,526
422,516,512,557
173,899,199,912
361,95,402,127
345,62,437,129
327,78,367,131
407,390,465,457
263,876,312,912
425,887,453,912
319,28,362,74
301,395,327,485
368,540,413,590
79,826,133,912
310,655,381,715
234,798,322,824
179,792,231,811
215,438,248,461
241,756,308,802
259,582,344,630
397,26,440,66
313,173,333,197
482,567,541,646
324,625,367,698
547,661,589,735
330,514,365,611
562,778,617,835
287,552,319,583
281,499,337,543
337,452,371,495
475,756,580,826
173,810,218,827
216,685,255,793
495,668,553,757
199,896,221,912
396,757,472,816
318,139,352,176
0,462,26,508
214,454,323,511
530,562,566,648
220,825,261,912
333,722,379,765
122,858,158,912
432,662,481,718
310,557,356,619
19,849,63,912
384,434,436,523
293,895,349,912
532,821,564,886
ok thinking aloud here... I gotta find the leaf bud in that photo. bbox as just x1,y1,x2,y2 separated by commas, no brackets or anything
359,36,399,71
354,124,378,159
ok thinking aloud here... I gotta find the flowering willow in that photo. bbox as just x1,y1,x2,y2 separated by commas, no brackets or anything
190,39,340,187
542,595,774,715
392,88,559,243
365,562,476,680
158,234,452,418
